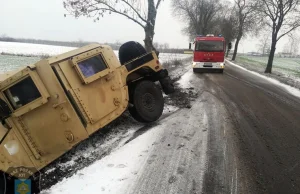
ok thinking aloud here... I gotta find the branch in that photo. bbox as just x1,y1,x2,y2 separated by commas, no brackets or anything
121,0,147,22
277,25,300,41
156,0,162,9
263,0,275,21
94,1,146,28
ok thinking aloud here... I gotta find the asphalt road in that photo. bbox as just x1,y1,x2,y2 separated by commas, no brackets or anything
128,62,300,194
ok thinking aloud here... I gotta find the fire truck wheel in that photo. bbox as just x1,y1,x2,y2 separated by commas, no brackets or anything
119,41,147,65
129,80,164,123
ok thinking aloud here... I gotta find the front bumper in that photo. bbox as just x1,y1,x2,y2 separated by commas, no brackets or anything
192,62,225,69
154,69,175,95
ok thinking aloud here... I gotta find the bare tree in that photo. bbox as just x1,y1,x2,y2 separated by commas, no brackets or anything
63,0,164,52
257,30,271,56
287,32,300,55
172,0,223,40
258,0,300,73
163,43,170,49
231,0,260,61
216,11,238,54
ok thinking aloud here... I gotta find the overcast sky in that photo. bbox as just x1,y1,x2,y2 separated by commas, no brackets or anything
0,0,291,53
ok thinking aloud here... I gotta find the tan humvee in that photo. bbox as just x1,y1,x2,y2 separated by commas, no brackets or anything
0,43,174,179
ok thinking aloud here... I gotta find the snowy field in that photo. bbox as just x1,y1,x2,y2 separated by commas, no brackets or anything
0,41,191,73
236,55,300,79
226,60,300,99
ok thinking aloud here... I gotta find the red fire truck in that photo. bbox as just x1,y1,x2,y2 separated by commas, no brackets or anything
189,34,226,73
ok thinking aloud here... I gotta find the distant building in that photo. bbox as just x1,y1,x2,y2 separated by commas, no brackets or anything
277,52,293,58
247,52,262,56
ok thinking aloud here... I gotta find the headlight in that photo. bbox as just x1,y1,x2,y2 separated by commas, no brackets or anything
192,62,197,67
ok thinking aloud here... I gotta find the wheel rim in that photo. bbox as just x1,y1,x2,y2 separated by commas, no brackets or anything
142,93,155,111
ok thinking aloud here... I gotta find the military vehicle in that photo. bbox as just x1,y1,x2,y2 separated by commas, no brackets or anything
0,41,174,192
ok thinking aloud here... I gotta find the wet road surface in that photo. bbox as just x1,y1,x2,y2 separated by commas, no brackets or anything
128,62,300,194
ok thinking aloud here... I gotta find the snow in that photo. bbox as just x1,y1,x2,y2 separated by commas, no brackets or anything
163,105,179,114
45,168,56,175
0,42,191,65
236,55,300,83
177,69,194,89
0,42,76,56
226,60,300,99
41,121,164,194
158,53,192,64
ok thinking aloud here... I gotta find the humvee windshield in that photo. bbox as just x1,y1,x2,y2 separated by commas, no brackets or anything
4,77,41,110
195,41,224,52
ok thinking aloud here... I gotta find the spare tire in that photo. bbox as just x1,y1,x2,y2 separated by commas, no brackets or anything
119,41,147,65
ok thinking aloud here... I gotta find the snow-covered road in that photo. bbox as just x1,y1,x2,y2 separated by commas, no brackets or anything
42,59,300,194
42,68,243,194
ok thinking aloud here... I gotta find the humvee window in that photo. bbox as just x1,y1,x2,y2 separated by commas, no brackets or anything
78,55,107,78
4,77,41,110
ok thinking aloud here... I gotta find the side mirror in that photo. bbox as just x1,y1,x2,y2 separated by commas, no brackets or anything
189,43,191,50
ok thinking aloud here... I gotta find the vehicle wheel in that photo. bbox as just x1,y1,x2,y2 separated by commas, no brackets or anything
193,68,199,73
129,80,164,123
220,69,224,73
128,107,145,123
119,41,147,65
0,173,5,194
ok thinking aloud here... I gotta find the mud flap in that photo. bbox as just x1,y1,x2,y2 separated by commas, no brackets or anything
156,69,175,95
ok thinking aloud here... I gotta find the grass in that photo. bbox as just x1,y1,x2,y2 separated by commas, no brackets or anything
0,54,40,72
235,55,300,79
1,52,50,58
236,56,266,67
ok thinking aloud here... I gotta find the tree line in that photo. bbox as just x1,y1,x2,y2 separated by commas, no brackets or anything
172,0,300,73
0,35,119,49
0,35,186,54
63,0,300,73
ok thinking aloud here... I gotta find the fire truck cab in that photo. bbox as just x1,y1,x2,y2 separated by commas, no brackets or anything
189,34,226,73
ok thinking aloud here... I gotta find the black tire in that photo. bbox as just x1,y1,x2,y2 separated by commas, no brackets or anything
119,41,147,65
0,173,5,194
129,80,164,123
128,106,145,123
219,69,224,73
193,68,203,73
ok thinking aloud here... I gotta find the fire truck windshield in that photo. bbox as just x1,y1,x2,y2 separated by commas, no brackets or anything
195,41,224,52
